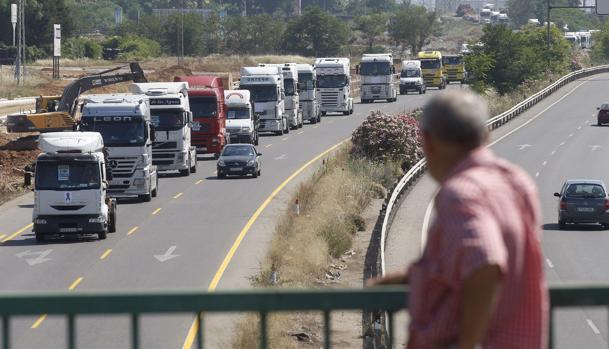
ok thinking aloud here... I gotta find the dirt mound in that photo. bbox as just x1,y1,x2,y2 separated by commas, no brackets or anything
0,132,39,204
150,65,193,81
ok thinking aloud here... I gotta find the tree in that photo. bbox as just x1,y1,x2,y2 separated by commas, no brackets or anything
161,13,205,56
388,5,437,55
353,14,387,51
282,7,350,57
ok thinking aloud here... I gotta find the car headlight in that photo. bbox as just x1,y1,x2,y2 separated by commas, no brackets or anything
34,218,47,224
88,216,105,223
242,126,251,132
218,160,225,166
247,159,256,166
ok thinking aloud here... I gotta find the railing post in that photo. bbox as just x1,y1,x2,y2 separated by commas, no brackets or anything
387,311,395,349
2,316,9,349
67,314,76,349
131,313,140,349
259,312,268,349
323,310,331,349
549,308,554,349
196,312,204,349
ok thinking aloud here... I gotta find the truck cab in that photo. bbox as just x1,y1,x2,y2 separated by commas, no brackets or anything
224,90,259,145
33,132,116,241
296,63,321,124
174,76,227,158
417,51,447,89
130,82,197,176
80,94,158,202
314,57,354,116
359,53,398,103
399,60,426,95
239,66,288,136
259,63,302,129
442,54,467,84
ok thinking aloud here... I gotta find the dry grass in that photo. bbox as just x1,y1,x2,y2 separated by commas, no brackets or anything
0,66,54,99
426,16,484,53
231,314,301,349
140,55,313,74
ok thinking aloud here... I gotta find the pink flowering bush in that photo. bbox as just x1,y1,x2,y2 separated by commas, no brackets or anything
351,110,423,168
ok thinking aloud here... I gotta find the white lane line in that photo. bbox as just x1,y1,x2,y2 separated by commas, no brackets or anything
587,319,601,335
568,133,573,137
545,258,554,268
551,150,556,156
577,126,582,130
535,172,540,177
420,195,436,252
542,161,547,166
559,142,565,146
585,120,590,124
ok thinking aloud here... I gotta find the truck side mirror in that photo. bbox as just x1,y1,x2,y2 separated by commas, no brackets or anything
356,65,360,74
149,124,156,142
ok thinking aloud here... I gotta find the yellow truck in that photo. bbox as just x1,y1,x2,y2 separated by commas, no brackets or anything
417,51,447,89
442,54,467,84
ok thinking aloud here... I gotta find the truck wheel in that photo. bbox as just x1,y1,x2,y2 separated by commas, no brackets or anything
151,177,158,198
310,117,317,124
343,110,349,116
98,230,107,240
419,88,423,95
321,111,327,116
179,157,191,177
191,155,197,174
140,193,152,202
109,206,117,233
254,133,259,145
35,231,44,242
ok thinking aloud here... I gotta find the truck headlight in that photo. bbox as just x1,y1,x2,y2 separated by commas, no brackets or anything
89,216,106,223
34,218,47,224
138,154,148,167
242,126,251,132
178,152,185,161
134,178,145,186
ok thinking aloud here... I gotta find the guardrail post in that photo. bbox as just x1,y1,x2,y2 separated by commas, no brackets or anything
387,311,395,349
196,312,204,349
259,311,268,349
323,310,331,349
131,313,140,349
549,308,554,349
2,316,9,349
68,314,75,349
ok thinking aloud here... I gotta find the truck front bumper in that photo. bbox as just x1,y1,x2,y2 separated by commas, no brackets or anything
108,171,153,198
34,215,106,235
300,101,317,121
228,132,254,144
192,134,225,155
259,119,283,132
153,151,189,171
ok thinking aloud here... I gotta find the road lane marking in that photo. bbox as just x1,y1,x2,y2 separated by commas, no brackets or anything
173,192,183,199
577,126,582,130
568,133,573,137
542,161,547,166
0,234,5,241
100,249,112,260
152,208,162,215
195,179,203,185
127,226,139,236
297,131,305,135
265,144,273,148
281,137,289,141
587,319,601,335
546,258,554,268
420,196,437,252
69,277,83,291
31,314,47,329
559,142,565,146
1,223,33,243
313,125,319,128
551,151,556,155
535,172,540,177
518,144,532,150
181,137,350,349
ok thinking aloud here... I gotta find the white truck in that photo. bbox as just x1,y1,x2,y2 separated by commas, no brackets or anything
259,63,302,129
359,53,398,103
33,132,117,241
224,89,259,145
314,58,354,116
80,94,158,202
399,60,426,95
239,66,288,136
296,63,321,124
130,82,197,176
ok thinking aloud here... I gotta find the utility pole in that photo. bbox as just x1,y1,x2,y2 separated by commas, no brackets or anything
177,0,185,66
14,0,25,84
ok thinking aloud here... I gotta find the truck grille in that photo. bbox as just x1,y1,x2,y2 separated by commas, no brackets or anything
153,142,177,150
108,157,137,178
320,91,339,107
226,127,241,134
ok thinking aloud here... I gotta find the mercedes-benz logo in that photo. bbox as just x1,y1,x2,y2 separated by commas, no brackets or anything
109,160,118,169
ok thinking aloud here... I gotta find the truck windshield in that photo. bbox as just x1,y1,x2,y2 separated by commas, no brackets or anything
298,73,314,90
360,62,392,76
35,161,100,190
227,108,250,120
80,119,146,147
401,69,420,78
190,97,217,118
151,109,186,131
284,78,296,96
443,57,463,65
241,85,278,103
317,75,348,88
420,60,441,69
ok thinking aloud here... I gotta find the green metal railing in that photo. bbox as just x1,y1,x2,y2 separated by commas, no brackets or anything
0,285,606,348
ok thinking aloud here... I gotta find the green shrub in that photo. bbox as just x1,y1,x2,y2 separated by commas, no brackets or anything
102,35,161,60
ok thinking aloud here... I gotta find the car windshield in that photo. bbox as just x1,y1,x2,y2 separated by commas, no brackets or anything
227,108,250,120
420,59,441,69
443,56,463,65
565,183,606,198
360,62,392,76
600,104,609,110
190,97,217,118
35,161,100,190
317,75,348,88
284,78,296,96
80,119,146,147
298,72,314,90
151,109,186,131
241,85,278,103
222,145,255,157
401,69,420,78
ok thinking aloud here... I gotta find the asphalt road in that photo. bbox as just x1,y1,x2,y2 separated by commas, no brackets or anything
387,73,609,348
0,86,455,348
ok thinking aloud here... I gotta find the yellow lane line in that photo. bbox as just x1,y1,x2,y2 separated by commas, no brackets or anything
297,131,305,135
265,144,273,148
173,192,183,199
69,277,83,291
1,223,33,243
281,137,289,141
152,208,162,215
195,179,203,185
31,314,47,329
313,125,319,129
0,234,5,241
181,137,350,349
100,249,113,260
127,226,139,236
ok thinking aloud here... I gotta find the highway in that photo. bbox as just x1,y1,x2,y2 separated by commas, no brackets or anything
387,73,609,348
0,87,452,348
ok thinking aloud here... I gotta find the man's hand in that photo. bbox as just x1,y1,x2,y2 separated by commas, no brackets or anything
366,270,409,287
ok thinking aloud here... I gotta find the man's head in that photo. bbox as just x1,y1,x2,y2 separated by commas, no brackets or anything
420,90,489,182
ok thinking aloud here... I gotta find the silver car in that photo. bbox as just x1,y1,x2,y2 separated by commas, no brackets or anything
554,179,609,229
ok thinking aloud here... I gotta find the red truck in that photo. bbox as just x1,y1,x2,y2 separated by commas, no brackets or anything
174,76,226,157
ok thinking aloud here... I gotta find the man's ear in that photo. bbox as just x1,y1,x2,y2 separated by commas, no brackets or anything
422,131,433,155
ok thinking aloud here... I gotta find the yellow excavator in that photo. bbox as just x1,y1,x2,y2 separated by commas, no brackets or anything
6,62,147,134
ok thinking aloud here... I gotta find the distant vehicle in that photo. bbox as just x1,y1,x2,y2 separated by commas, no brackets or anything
564,32,581,47
224,90,259,145
259,63,303,129
490,11,500,23
296,63,321,124
217,144,262,179
577,31,593,49
480,8,492,21
528,19,541,26
399,60,426,95
358,53,398,103
417,51,447,89
33,132,117,241
597,104,609,125
174,76,227,158
240,66,288,135
314,58,354,116
554,179,609,229
460,43,471,55
498,13,509,25
442,54,467,84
